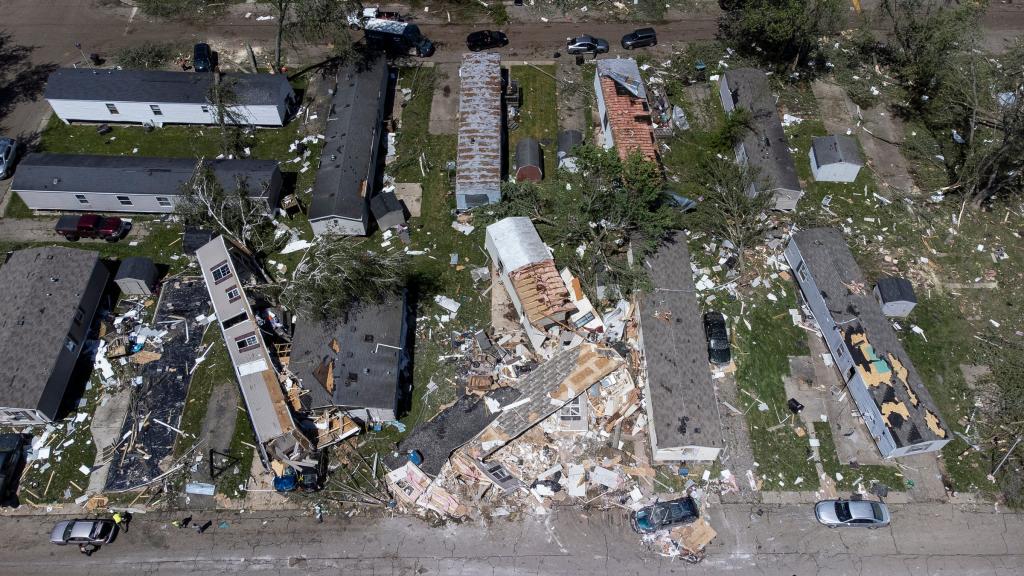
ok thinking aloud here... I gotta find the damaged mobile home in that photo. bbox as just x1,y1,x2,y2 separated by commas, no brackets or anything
785,228,950,458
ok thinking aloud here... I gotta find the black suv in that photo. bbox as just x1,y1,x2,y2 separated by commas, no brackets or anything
621,28,657,50
703,311,732,365
193,43,213,72
467,30,509,52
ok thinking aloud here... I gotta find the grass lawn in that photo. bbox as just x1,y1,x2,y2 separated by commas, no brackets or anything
508,65,559,177
814,423,906,492
215,399,257,499
3,193,34,218
733,290,817,489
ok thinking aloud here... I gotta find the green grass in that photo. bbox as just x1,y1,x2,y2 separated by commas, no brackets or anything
173,330,232,459
814,423,906,492
508,65,559,178
215,399,257,499
734,291,817,490
3,193,35,218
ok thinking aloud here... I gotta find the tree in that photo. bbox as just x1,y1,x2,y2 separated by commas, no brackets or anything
880,0,985,110
114,42,173,70
718,0,844,70
282,238,407,320
690,154,773,266
176,162,284,256
269,0,359,72
206,77,248,157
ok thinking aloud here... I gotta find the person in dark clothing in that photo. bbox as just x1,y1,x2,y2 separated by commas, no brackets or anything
79,543,97,556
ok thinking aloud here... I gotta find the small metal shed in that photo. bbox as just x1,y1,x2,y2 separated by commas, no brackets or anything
371,191,407,231
874,277,917,318
557,130,583,173
515,138,543,182
115,256,158,296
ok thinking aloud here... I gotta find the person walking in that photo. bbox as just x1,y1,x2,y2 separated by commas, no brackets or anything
112,512,127,533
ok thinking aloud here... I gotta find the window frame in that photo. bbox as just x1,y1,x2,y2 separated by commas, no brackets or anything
116,195,133,206
105,103,119,115
235,333,259,352
155,196,172,207
75,194,90,205
149,104,163,116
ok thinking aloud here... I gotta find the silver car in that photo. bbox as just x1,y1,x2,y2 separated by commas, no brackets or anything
0,138,16,179
815,499,891,528
50,519,117,545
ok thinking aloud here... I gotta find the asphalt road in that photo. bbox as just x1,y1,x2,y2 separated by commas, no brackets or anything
0,503,1021,575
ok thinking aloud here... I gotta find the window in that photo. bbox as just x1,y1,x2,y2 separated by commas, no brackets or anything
116,195,133,206
201,105,210,114
211,262,232,283
64,336,78,353
225,286,241,302
73,307,84,325
150,104,163,116
105,103,119,115
75,194,89,205
222,312,248,329
156,196,172,207
235,334,259,351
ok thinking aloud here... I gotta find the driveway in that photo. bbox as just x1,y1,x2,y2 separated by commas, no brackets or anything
0,217,149,244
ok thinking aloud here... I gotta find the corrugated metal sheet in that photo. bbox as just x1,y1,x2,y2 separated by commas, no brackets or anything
456,52,503,209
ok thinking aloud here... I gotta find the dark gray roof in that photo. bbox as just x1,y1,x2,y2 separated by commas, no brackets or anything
875,277,916,304
183,227,215,255
12,153,280,197
0,247,105,415
290,296,407,411
722,69,801,194
515,138,541,169
370,191,405,230
811,135,862,167
114,256,158,283
309,58,389,222
557,130,583,159
791,228,947,446
640,233,723,451
385,387,522,476
44,68,292,106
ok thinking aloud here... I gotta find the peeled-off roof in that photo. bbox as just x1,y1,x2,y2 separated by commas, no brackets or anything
485,217,550,272
45,68,292,106
456,52,503,202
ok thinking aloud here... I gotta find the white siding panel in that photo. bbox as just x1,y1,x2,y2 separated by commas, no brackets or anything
15,190,178,213
310,216,367,237
49,99,285,127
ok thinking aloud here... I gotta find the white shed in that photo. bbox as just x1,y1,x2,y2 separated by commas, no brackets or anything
44,68,295,127
874,277,917,318
810,135,863,183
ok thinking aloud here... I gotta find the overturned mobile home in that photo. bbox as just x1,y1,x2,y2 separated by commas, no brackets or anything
196,236,311,468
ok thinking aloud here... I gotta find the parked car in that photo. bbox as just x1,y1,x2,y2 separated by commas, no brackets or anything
50,519,117,546
0,434,26,504
55,214,131,242
621,28,657,49
815,499,891,528
193,43,212,72
565,35,609,56
466,30,509,52
631,496,700,534
703,311,731,365
0,137,17,179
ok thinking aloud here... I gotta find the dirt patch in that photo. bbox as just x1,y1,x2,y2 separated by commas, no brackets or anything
428,63,459,135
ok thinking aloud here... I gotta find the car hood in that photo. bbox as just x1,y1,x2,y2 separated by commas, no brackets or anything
50,521,71,543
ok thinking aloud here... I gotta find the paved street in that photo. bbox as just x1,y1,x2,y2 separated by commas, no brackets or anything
0,503,1021,575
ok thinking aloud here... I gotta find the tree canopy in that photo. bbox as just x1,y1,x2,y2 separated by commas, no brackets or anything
718,0,844,70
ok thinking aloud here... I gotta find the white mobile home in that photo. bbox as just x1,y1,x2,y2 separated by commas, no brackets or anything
45,68,295,127
785,228,950,458
12,154,282,214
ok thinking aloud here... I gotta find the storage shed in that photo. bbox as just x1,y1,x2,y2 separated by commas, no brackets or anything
514,138,543,182
114,256,158,296
810,135,863,183
371,190,407,231
874,277,917,318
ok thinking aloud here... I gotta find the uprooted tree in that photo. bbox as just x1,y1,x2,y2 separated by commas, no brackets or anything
206,77,249,157
176,161,284,256
269,0,361,71
281,238,407,320
690,153,773,267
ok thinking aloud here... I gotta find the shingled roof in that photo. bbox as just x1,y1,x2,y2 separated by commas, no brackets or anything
45,68,292,106
596,59,657,162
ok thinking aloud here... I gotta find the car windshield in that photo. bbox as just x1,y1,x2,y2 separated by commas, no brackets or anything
63,523,74,541
835,502,853,522
871,503,884,520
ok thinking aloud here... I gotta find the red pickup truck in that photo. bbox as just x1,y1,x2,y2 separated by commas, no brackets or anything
55,214,131,242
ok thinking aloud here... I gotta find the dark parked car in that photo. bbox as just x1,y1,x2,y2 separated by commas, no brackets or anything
0,434,26,504
193,43,212,72
815,499,891,528
55,214,131,242
703,311,731,365
50,519,117,546
566,35,609,56
467,30,508,52
631,496,699,534
0,137,17,179
621,28,657,49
